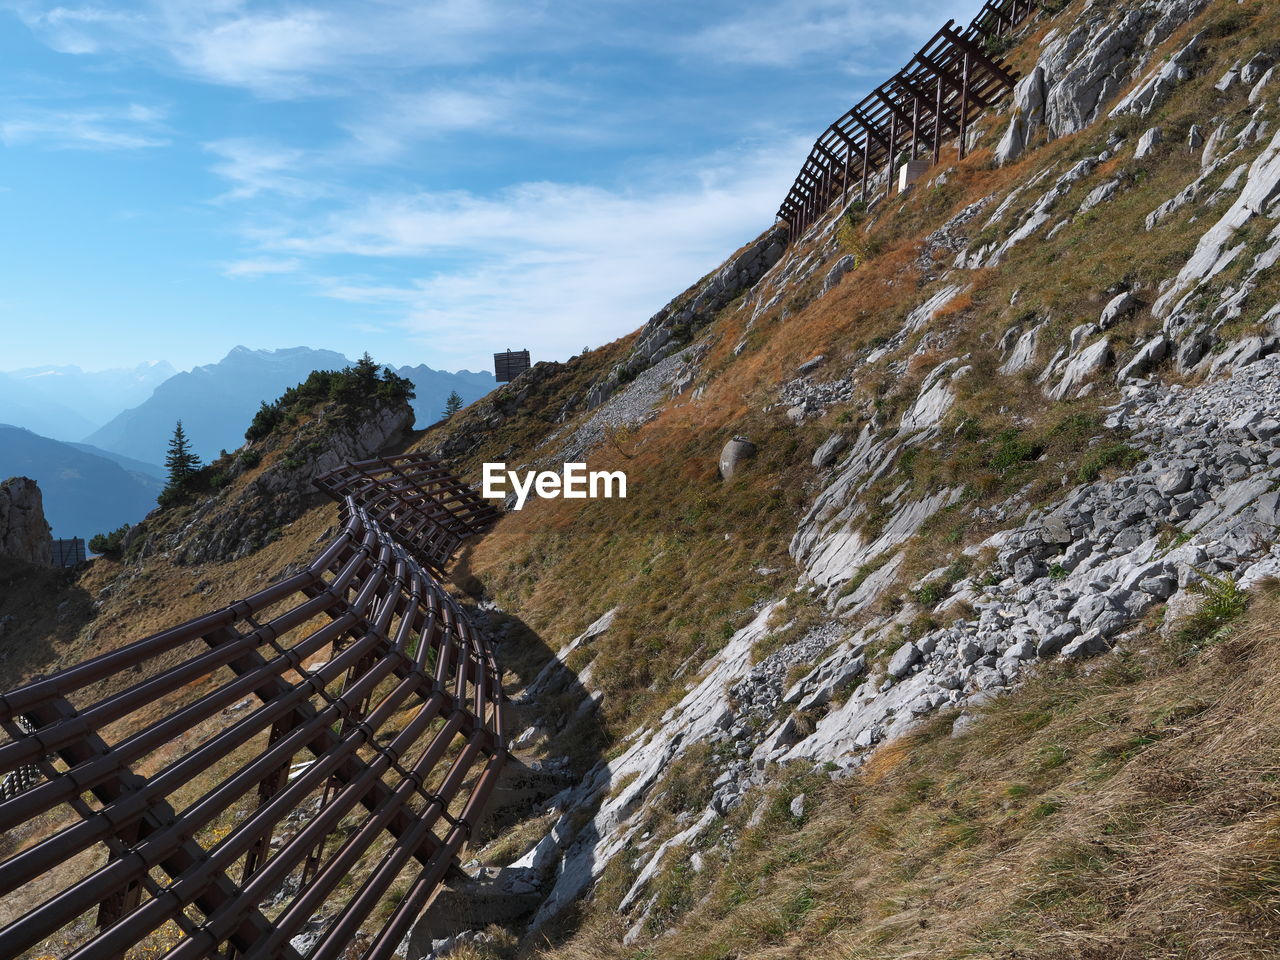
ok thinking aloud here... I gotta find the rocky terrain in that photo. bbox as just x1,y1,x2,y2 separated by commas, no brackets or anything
401,0,1280,954
7,0,1280,958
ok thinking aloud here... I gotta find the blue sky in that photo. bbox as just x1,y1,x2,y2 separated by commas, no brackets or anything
0,0,978,374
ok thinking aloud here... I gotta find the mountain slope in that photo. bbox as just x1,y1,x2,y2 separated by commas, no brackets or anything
0,372,98,441
0,425,162,539
7,0,1280,957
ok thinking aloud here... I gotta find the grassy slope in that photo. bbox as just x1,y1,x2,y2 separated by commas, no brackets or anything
547,583,1280,960
429,0,1280,744
2,0,1279,955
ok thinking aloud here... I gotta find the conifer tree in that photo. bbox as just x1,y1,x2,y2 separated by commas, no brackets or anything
164,420,202,490
443,391,464,419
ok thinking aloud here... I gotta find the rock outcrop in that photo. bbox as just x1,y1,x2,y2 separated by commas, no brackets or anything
996,0,1212,165
0,477,52,566
130,400,413,565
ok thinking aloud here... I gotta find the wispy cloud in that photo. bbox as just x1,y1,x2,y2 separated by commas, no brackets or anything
0,101,168,149
11,0,537,98
221,256,301,278
205,139,315,200
683,0,975,68
339,77,593,163
254,137,810,365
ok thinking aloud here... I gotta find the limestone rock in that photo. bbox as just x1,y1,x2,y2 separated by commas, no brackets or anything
1061,630,1109,660
886,642,922,680
995,67,1047,166
0,477,52,566
1134,126,1163,159
719,437,757,480
1116,336,1168,382
822,256,857,294
999,323,1043,374
812,433,848,469
1100,291,1140,329
1110,33,1201,120
1047,339,1112,401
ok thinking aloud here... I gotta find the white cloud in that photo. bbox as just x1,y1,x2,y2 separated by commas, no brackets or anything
339,77,591,163
204,138,314,200
0,102,168,149
11,0,537,98
254,137,810,367
221,256,301,278
684,0,976,68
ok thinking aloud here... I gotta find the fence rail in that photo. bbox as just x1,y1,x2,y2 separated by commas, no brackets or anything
778,0,1039,236
0,455,504,960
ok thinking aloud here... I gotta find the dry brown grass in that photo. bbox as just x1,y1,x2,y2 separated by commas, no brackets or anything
534,581,1280,960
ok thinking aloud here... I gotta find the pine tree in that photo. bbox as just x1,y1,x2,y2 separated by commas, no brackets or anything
164,420,202,490
443,391,464,419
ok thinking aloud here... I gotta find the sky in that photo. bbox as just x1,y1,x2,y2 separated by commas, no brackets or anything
0,0,980,374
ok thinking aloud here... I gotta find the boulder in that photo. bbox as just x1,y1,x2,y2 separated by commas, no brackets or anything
1116,336,1168,382
812,433,848,469
886,642,922,680
1134,126,1163,159
999,323,1043,374
1249,65,1276,105
719,437,757,480
1099,291,1140,328
1047,339,1112,401
1060,629,1109,659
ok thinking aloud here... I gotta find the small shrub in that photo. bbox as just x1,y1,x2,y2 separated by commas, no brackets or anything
1177,569,1249,647
990,429,1043,472
89,524,131,558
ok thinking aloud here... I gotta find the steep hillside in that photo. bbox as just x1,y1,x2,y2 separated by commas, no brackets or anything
6,0,1280,958
397,0,1280,955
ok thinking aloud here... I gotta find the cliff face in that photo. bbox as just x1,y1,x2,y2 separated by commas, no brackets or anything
0,477,51,566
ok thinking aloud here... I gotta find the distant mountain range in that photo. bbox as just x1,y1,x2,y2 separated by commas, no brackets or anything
0,362,175,441
80,347,496,464
399,363,495,427
0,425,163,540
0,348,495,538
84,347,352,464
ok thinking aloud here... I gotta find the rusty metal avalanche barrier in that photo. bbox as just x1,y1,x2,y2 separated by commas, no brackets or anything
0,454,504,960
778,0,1038,236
